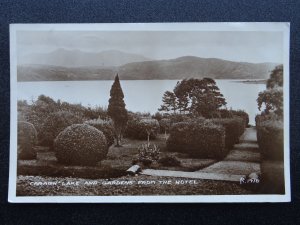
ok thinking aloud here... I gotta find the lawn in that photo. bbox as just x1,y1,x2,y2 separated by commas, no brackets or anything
19,134,217,177
17,133,261,196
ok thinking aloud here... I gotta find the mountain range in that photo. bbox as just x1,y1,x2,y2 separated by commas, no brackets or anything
17,49,278,81
19,49,150,67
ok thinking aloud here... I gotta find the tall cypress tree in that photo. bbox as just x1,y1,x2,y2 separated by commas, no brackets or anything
107,74,128,146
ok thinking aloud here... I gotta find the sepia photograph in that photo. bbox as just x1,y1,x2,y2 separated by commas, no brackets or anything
9,23,290,203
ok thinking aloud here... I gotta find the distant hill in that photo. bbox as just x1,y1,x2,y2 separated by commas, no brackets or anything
118,56,278,80
19,49,151,67
18,64,118,81
17,56,279,81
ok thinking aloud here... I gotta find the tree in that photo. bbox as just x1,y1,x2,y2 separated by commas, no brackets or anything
158,91,178,114
107,74,128,147
174,79,191,113
175,78,226,117
257,65,284,118
266,65,283,89
139,118,160,147
257,88,283,117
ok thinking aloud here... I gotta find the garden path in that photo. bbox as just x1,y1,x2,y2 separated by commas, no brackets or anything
141,127,261,182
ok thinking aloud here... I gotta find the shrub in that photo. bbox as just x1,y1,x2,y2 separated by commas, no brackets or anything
218,109,234,118
125,118,159,140
18,121,37,160
158,156,181,167
38,111,83,148
138,143,160,166
218,109,249,127
257,88,283,117
54,124,108,166
256,119,283,161
255,113,280,126
231,110,249,127
167,120,226,158
210,117,245,149
152,112,163,121
168,114,191,124
85,119,115,147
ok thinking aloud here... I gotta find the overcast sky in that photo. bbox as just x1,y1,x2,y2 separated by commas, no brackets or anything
17,30,283,63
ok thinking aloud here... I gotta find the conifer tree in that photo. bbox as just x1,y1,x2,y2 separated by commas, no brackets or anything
158,91,178,114
107,74,128,146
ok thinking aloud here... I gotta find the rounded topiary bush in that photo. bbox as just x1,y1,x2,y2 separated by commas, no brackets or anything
18,121,37,160
85,119,115,148
39,111,83,148
54,124,108,166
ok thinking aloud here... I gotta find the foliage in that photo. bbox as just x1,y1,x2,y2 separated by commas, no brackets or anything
18,121,37,160
140,118,160,145
159,78,226,118
54,124,108,166
158,156,181,167
168,114,192,124
125,118,160,141
159,118,172,134
84,119,115,147
255,113,281,125
173,80,191,113
83,106,108,120
107,75,128,146
152,112,164,121
257,88,283,117
138,143,160,166
218,109,249,127
189,78,227,117
257,65,283,117
167,119,226,158
256,119,283,161
39,111,83,148
158,91,178,114
210,117,245,149
266,65,283,89
17,95,107,142
231,110,249,127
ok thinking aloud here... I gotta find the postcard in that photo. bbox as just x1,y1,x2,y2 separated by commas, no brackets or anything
9,22,290,203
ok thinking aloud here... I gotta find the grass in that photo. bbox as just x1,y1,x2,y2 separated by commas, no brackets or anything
17,133,264,196
18,134,218,179
103,134,217,171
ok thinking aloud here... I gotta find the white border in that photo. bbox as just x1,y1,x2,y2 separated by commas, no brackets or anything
8,22,291,203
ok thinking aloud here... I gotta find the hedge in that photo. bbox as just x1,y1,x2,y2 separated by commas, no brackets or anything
85,119,115,147
210,117,245,149
167,120,226,159
218,109,249,127
18,121,37,160
125,118,159,140
256,119,283,161
231,110,249,127
54,124,108,166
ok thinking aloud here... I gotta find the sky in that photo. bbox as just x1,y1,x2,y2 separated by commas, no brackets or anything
17,30,283,63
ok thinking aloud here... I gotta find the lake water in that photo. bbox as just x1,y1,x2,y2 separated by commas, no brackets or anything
17,80,266,125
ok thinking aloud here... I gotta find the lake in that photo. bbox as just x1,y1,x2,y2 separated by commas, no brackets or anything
17,80,266,125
